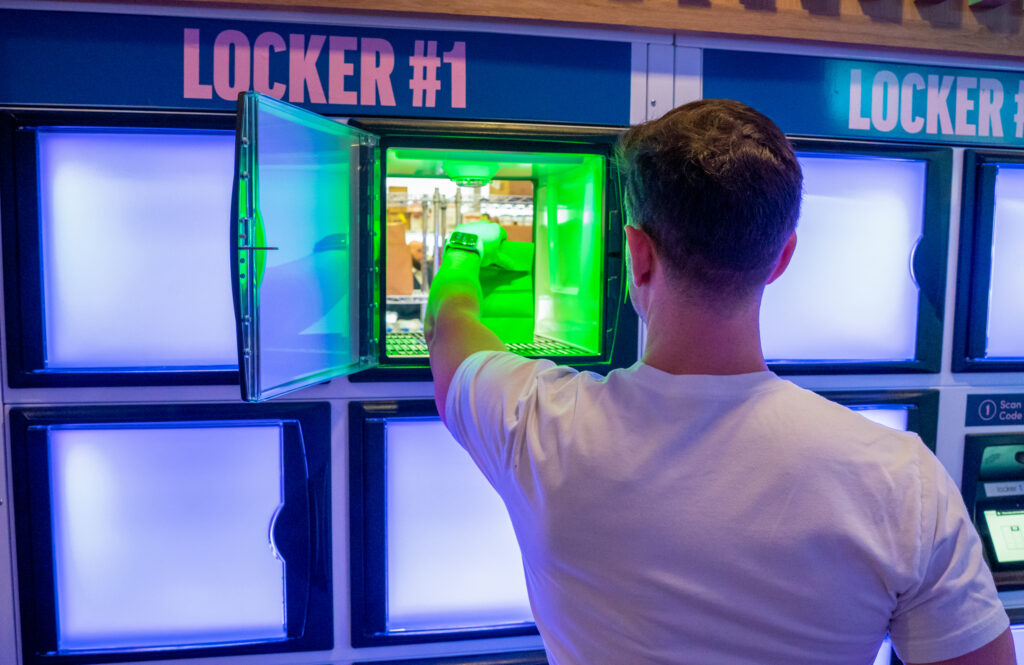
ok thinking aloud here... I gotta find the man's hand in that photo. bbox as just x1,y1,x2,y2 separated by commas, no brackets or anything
449,221,506,266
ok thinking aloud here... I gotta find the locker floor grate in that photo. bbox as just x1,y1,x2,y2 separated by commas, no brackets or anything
385,332,594,358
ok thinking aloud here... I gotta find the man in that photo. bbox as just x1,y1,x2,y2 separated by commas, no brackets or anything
425,99,1013,664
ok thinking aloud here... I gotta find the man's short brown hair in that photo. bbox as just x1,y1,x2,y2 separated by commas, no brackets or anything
616,99,803,301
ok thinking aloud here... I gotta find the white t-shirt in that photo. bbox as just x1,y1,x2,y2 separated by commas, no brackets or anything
445,351,1009,665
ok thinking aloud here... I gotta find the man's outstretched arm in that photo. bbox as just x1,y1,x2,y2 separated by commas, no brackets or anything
424,248,505,424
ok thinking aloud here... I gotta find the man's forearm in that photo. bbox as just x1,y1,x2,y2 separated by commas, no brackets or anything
424,249,484,343
425,248,507,421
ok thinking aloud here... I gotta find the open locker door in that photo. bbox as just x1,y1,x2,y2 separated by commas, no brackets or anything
232,92,380,402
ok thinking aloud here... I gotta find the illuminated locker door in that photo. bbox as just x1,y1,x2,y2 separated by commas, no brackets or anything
0,114,243,388
954,151,1024,371
233,92,380,401
760,142,950,374
10,403,333,664
349,400,537,646
985,164,1024,359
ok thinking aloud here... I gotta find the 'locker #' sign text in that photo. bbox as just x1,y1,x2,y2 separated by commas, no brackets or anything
183,28,467,109
848,68,1024,139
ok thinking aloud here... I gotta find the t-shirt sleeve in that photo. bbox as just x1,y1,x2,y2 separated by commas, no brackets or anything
889,452,1009,663
444,350,565,488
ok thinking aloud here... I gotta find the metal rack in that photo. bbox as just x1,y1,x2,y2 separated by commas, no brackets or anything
385,332,591,359
388,189,534,291
385,294,429,305
386,192,533,208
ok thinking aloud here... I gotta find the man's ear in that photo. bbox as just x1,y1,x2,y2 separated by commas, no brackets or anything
625,225,655,287
766,231,797,285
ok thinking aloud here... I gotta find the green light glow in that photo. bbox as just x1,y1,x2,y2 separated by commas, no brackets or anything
385,146,605,359
535,153,604,354
480,241,535,343
441,161,500,187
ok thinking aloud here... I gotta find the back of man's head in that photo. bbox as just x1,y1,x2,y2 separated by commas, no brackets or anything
617,99,803,304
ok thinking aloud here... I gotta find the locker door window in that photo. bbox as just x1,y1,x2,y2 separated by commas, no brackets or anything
234,92,379,401
762,152,925,364
985,165,1024,358
38,129,238,371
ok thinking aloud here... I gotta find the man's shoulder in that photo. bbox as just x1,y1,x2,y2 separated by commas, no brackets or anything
766,379,920,438
746,379,931,474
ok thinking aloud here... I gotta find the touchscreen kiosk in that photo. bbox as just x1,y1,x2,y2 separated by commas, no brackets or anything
962,433,1024,588
982,509,1024,564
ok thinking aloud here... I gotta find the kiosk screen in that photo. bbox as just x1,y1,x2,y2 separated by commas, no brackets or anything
983,509,1024,563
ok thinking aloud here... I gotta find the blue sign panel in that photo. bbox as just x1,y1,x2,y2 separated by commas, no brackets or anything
967,394,1024,427
0,9,631,125
704,49,1024,148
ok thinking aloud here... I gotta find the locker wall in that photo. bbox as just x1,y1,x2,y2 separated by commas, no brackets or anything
0,3,1022,665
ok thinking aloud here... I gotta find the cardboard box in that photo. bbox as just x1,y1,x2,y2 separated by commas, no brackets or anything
501,223,533,243
387,186,410,230
489,180,533,197
507,180,533,196
385,223,413,295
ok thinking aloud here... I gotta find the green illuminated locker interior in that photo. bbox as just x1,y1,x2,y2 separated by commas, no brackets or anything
382,146,606,361
234,92,629,398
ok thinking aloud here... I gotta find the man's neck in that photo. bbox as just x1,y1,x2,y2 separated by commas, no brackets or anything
640,296,768,376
